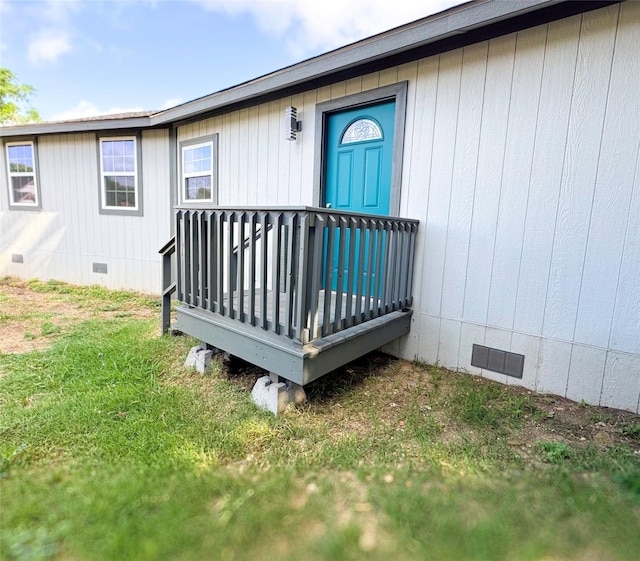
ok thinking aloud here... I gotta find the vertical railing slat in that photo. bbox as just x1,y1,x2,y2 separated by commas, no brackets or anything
198,211,207,309
308,213,324,341
372,220,384,319
379,220,391,315
189,211,196,306
190,211,198,306
259,212,268,329
343,216,357,328
183,211,190,303
207,211,216,312
211,211,217,312
333,215,347,334
354,217,366,326
398,222,409,307
216,211,225,315
284,213,297,339
248,212,257,325
227,212,236,318
271,212,282,334
364,218,376,320
389,221,400,312
322,216,336,336
176,210,184,302
237,211,246,322
407,224,415,305
295,212,311,343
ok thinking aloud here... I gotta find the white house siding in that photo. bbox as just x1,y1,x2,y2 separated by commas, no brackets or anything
398,2,640,413
0,129,171,294
181,2,638,412
176,68,407,207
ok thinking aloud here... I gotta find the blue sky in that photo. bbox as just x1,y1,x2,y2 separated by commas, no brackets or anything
0,0,460,122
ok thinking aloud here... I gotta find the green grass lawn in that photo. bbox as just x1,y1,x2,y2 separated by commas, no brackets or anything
1,281,639,561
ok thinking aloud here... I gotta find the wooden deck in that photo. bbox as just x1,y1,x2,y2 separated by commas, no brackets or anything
163,206,418,386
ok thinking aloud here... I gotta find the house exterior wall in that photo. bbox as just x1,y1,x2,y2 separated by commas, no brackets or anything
177,2,639,411
0,129,171,294
394,2,640,414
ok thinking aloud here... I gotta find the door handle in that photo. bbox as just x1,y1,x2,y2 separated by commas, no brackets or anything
325,203,332,208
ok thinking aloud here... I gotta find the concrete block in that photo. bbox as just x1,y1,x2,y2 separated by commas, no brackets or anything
195,349,214,374
184,345,203,368
251,375,307,415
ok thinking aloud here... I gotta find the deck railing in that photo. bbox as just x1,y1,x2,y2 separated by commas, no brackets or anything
170,206,418,344
159,236,176,335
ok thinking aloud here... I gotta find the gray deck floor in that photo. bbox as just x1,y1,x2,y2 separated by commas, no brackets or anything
209,288,380,337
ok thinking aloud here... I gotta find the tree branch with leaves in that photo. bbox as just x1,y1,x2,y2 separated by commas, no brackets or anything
0,68,41,125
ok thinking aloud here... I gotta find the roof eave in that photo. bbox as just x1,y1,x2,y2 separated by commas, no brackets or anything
0,116,153,138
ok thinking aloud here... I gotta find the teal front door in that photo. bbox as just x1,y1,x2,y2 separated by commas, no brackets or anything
324,101,396,291
324,100,395,216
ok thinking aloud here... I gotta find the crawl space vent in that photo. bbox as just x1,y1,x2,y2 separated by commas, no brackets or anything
471,344,524,379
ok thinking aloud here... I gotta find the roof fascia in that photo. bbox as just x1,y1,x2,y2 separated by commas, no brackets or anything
0,116,153,138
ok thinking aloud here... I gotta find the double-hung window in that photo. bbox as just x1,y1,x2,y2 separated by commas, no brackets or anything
5,141,40,208
181,135,218,203
99,136,141,213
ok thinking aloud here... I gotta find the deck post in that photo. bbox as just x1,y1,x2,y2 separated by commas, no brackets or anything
160,235,176,335
294,212,311,343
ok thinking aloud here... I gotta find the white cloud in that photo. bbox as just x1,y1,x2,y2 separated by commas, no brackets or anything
28,32,72,64
20,1,81,65
51,101,144,121
41,0,81,24
160,98,183,110
190,0,462,56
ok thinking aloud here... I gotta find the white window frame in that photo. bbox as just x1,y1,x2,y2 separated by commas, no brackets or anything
5,140,40,209
180,136,218,204
99,135,140,213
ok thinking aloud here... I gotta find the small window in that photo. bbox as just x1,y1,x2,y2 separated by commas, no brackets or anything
341,118,383,144
99,136,141,213
5,141,40,208
180,135,218,203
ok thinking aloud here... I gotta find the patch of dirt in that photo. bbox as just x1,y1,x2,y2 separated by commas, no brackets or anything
0,277,157,355
221,350,640,457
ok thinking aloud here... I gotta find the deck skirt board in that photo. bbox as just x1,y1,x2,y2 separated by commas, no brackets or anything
176,303,412,385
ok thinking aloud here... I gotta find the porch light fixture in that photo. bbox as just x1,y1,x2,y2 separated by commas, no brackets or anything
285,106,302,140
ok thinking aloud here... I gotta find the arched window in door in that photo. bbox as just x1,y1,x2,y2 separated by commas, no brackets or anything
340,118,383,144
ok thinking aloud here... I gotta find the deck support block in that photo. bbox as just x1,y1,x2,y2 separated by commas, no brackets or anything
251,375,306,415
184,345,203,367
184,345,214,374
